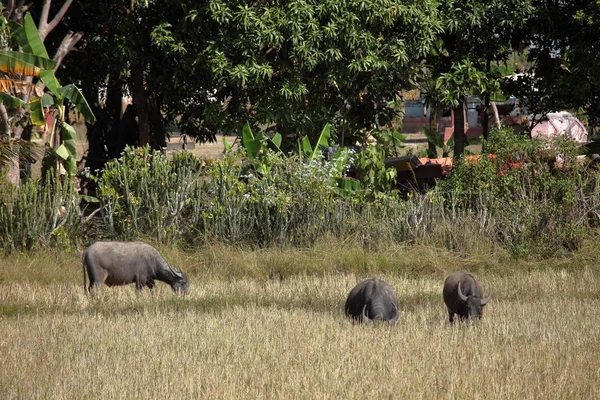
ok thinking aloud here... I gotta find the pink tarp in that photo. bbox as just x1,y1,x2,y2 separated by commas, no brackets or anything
531,112,588,143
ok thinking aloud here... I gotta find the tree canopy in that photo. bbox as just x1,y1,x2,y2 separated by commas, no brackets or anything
513,0,600,130
12,0,600,166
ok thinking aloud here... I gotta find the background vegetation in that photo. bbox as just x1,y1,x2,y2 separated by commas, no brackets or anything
2,127,598,260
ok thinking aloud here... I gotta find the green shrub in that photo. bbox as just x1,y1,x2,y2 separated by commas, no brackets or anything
436,127,600,254
0,170,80,252
84,128,600,258
95,146,204,242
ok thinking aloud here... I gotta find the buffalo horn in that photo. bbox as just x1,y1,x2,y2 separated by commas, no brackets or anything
457,282,468,302
167,263,183,278
481,290,493,306
361,304,372,324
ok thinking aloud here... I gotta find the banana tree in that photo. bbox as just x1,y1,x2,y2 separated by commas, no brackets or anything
0,46,56,176
0,49,54,130
240,122,282,175
11,13,95,176
300,123,331,161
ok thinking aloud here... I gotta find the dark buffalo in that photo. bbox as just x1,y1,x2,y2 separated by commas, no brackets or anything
442,270,492,323
345,278,399,325
83,241,190,294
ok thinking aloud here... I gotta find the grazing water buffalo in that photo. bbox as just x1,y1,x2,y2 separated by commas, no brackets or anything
443,270,492,323
345,278,399,325
83,241,189,294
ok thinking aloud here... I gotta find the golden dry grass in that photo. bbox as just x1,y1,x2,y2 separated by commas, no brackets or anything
1,248,599,399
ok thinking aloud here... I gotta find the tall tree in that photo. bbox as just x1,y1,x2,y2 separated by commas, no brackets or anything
193,0,444,147
423,0,533,157
511,0,600,133
61,0,445,165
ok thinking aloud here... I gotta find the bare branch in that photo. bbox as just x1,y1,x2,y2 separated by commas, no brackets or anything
53,31,83,69
38,0,51,34
10,1,31,22
38,0,74,41
35,31,83,91
6,0,15,16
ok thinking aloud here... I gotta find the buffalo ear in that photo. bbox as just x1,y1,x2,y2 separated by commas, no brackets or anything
457,282,468,302
480,290,492,306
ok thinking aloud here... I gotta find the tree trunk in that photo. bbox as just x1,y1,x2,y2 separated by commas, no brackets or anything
148,94,166,149
82,82,107,173
428,105,439,158
482,56,492,143
490,101,501,129
0,102,15,186
4,107,23,185
453,97,467,159
482,91,491,142
105,76,125,157
131,67,150,147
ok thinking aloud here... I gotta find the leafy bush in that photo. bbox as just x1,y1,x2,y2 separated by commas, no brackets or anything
0,170,80,251
30,127,599,258
94,146,204,242
436,127,600,253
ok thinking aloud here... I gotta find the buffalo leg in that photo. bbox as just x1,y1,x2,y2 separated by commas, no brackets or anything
85,267,105,294
448,311,455,324
135,275,144,291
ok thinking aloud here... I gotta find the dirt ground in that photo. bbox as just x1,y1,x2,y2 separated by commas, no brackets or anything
68,128,429,162
183,135,237,159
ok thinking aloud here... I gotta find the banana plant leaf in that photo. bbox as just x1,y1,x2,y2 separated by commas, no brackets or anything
29,96,45,126
41,92,54,107
335,177,362,195
13,14,60,94
313,123,331,154
302,123,332,160
58,84,96,125
270,133,282,150
60,122,78,156
54,122,78,175
0,50,55,76
222,136,233,152
12,14,50,58
0,79,45,97
0,93,27,109
241,122,261,160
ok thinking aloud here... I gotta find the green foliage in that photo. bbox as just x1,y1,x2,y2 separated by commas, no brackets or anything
369,127,406,158
437,127,599,253
95,146,204,242
436,60,489,107
522,1,600,127
240,122,283,174
65,0,444,147
3,130,600,257
0,170,80,251
424,127,454,158
301,124,331,161
355,145,397,195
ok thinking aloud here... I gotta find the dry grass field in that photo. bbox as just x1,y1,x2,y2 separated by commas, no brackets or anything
1,245,600,399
